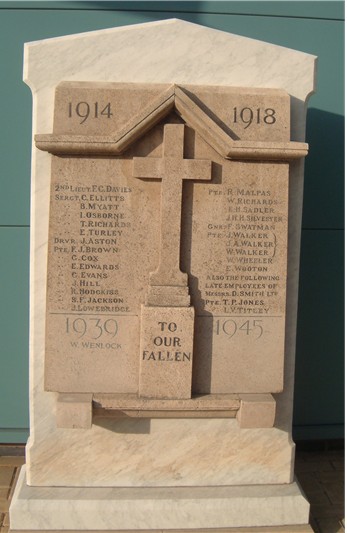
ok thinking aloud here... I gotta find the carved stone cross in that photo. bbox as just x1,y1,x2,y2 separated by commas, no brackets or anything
133,123,212,306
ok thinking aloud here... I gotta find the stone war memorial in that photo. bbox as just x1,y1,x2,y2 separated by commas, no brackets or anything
10,19,317,532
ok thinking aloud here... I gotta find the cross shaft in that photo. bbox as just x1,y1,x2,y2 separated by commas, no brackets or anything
133,124,212,305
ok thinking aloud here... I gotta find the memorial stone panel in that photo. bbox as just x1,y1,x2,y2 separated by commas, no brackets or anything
44,82,291,397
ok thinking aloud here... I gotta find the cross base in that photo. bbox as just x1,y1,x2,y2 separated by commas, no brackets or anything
138,305,194,399
146,285,190,307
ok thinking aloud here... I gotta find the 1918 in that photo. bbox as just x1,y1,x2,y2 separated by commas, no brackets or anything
232,107,276,129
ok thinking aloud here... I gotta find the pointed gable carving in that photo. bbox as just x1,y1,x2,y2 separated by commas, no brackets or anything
35,83,307,161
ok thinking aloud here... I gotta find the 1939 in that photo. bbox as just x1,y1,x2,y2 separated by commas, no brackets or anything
66,317,118,339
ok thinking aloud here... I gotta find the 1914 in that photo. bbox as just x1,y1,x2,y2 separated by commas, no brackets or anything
68,101,113,124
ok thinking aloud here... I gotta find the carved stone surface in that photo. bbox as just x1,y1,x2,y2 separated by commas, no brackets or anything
133,122,211,306
44,82,293,397
139,306,195,399
12,19,317,532
56,393,92,429
11,467,311,531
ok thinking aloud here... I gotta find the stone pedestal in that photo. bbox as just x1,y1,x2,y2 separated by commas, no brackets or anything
11,19,317,533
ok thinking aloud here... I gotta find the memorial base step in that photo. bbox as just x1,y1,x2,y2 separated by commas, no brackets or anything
10,467,312,532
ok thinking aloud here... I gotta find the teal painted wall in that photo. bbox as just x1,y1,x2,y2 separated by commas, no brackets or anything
0,1,344,442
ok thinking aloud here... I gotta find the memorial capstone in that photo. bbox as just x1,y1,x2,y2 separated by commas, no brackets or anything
10,19,316,532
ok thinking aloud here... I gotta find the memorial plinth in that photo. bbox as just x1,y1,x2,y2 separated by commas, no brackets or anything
10,19,316,533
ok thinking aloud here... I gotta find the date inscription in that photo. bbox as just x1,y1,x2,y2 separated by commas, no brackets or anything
66,316,118,339
215,318,263,339
68,101,113,124
232,107,276,129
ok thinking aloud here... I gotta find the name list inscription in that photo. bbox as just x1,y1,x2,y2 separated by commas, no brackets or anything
191,162,288,320
51,181,132,315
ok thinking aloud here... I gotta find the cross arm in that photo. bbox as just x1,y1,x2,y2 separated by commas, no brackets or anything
182,160,212,181
133,158,162,180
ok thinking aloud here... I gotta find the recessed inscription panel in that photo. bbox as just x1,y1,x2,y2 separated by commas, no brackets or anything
45,156,161,392
183,161,288,394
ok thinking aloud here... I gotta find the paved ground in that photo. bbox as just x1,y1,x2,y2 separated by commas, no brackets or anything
295,445,345,533
0,444,344,533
